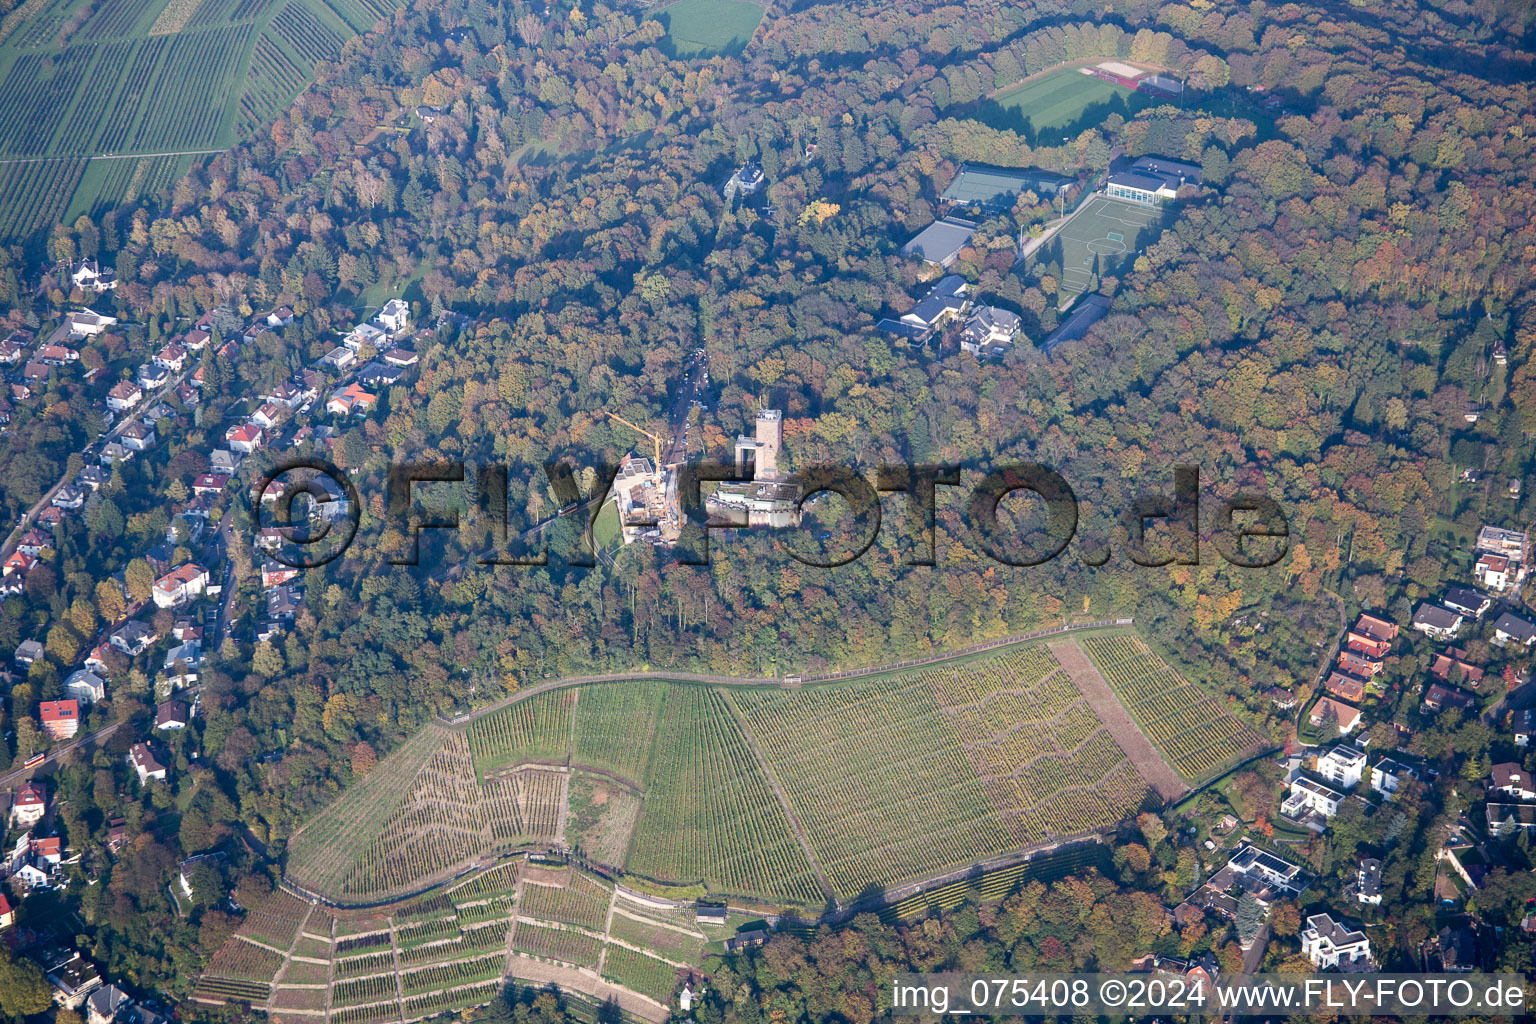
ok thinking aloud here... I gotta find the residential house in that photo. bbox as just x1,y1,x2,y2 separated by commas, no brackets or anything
1356,858,1382,905
153,343,186,371
106,818,127,853
98,442,132,466
15,529,50,559
64,309,117,338
71,259,117,294
1430,650,1484,689
878,274,972,343
1488,763,1536,801
261,561,298,588
1323,671,1367,703
1281,777,1345,831
1315,744,1368,789
1486,803,1536,837
1435,925,1478,973
1423,683,1475,713
1475,524,1528,563
1308,697,1362,735
155,700,189,730
1514,708,1534,748
251,402,284,429
225,423,264,453
37,344,78,365
209,448,242,474
0,335,23,364
383,348,419,367
319,346,357,371
22,360,50,382
1371,757,1419,798
15,638,43,664
267,585,302,620
958,306,1022,357
1441,586,1491,619
182,328,210,352
152,563,208,609
109,621,158,657
191,473,229,496
1475,553,1517,592
343,323,386,352
1300,913,1372,970
1412,603,1463,639
75,466,106,491
86,985,131,1024
327,383,377,416
4,550,37,577
136,363,168,390
162,642,201,671
42,949,102,1008
376,298,410,333
52,485,84,510
64,669,106,706
1493,612,1536,648
1337,650,1382,678
118,421,154,452
1266,686,1297,710
10,781,46,828
39,700,80,740
358,362,406,388
127,743,167,784
1346,614,1398,658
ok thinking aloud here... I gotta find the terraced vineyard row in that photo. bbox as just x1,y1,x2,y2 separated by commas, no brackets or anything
520,871,611,930
467,689,574,776
601,945,678,1003
731,678,1014,901
571,682,666,783
512,921,603,968
626,687,823,904
1080,634,1268,781
0,157,88,239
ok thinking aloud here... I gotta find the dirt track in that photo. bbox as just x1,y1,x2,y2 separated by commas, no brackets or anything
1048,639,1188,803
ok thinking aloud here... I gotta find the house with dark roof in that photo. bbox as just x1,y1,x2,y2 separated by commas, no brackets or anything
1356,858,1381,905
1412,603,1463,639
1441,586,1490,619
1493,612,1536,648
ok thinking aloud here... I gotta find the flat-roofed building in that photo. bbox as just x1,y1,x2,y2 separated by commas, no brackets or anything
940,164,1074,210
899,216,978,268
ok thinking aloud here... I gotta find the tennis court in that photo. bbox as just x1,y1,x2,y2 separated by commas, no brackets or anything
1054,194,1162,297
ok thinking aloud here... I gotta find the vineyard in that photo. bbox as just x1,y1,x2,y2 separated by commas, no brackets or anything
0,0,370,242
729,678,1015,901
626,686,824,904
279,634,1185,911
601,945,679,1003
1080,634,1269,781
519,870,612,930
512,921,603,968
467,689,575,776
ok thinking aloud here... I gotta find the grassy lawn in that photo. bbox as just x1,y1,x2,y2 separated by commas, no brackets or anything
592,499,621,551
651,0,764,57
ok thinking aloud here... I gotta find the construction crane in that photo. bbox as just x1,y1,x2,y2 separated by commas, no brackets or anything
603,411,668,481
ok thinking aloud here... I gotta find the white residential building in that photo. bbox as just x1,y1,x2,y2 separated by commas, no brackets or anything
1282,777,1345,830
1371,757,1418,799
1301,913,1372,970
1315,745,1368,790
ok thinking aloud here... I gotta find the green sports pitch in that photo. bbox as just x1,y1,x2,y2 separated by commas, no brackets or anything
649,0,764,58
986,66,1130,138
1053,193,1162,298
0,0,388,243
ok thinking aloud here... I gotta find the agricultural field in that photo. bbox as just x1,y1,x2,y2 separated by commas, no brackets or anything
649,0,764,58
625,686,824,904
600,945,679,1004
519,869,612,930
279,635,1177,909
606,910,705,963
0,0,388,241
286,724,448,896
512,920,603,968
1081,634,1270,782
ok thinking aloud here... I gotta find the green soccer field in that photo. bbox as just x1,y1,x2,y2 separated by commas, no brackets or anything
1052,194,1163,298
651,0,764,57
989,67,1128,137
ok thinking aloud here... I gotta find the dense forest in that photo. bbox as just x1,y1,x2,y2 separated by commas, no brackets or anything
0,0,1533,1012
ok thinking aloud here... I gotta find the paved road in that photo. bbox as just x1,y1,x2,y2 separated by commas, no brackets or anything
1048,637,1189,803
